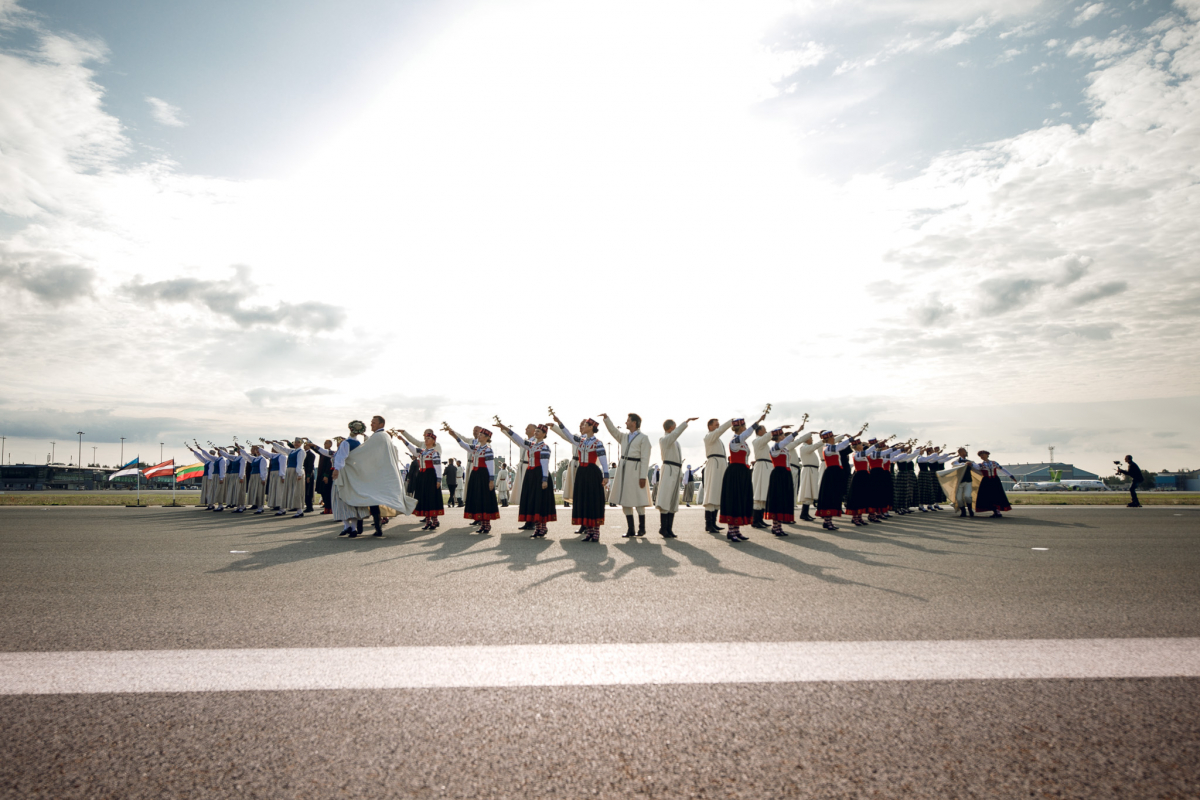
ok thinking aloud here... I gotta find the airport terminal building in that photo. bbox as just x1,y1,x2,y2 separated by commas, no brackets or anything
999,462,1100,482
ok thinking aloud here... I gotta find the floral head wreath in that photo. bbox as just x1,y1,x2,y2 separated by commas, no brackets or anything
348,420,366,436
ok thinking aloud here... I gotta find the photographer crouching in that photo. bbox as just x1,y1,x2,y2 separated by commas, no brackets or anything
1115,455,1144,508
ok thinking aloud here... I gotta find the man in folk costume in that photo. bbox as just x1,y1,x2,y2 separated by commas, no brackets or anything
815,429,857,530
442,457,458,509
718,410,770,542
602,412,654,538
311,439,335,513
701,418,731,533
496,461,512,507
796,432,821,522
303,444,317,513
938,448,979,518
332,416,414,538
655,416,697,539
499,422,556,539
749,423,774,530
455,460,465,505
446,424,501,534
550,411,609,542
649,463,660,505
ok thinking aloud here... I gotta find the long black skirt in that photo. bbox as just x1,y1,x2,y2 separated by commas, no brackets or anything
518,466,557,523
846,469,873,515
816,465,847,518
916,465,936,505
869,468,891,512
894,464,916,510
413,469,444,518
463,468,499,521
932,465,948,503
571,463,605,527
975,475,1012,512
719,463,754,525
764,466,796,522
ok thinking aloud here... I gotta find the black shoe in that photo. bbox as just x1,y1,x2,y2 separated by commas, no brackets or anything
959,509,967,517
751,510,768,529
347,530,359,538
338,529,350,537
967,508,974,517
991,512,1002,518
622,531,636,538
373,529,384,537
661,530,677,538
636,516,646,536
563,501,570,507
519,522,535,530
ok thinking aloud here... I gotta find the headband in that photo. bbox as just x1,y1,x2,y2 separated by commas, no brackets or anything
868,438,878,444
819,430,833,437
425,432,437,441
536,424,549,434
732,418,745,426
583,418,598,429
478,427,492,438
771,427,784,435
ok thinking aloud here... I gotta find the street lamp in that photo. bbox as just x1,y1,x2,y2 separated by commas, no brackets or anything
50,441,56,464
92,446,97,467
120,437,126,464
77,432,85,469
160,443,164,463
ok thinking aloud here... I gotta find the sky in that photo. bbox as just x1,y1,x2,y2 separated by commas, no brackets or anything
0,0,1197,477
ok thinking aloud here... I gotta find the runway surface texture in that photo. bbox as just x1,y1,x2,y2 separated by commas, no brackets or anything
2,504,1198,798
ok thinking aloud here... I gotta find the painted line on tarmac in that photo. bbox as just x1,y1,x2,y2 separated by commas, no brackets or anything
3,638,1199,695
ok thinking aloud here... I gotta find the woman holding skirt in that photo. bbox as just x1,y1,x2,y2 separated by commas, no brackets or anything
500,422,557,538
395,430,444,530
550,411,609,542
446,425,500,534
972,451,1016,518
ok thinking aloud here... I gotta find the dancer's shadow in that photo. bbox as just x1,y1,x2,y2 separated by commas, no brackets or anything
431,534,558,576
371,525,488,564
208,530,408,573
721,538,928,601
612,538,680,579
519,540,616,590
663,539,770,580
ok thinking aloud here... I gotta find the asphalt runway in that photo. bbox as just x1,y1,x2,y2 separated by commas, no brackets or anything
2,504,1198,798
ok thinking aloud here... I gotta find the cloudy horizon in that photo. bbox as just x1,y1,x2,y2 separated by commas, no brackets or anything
1,0,1198,477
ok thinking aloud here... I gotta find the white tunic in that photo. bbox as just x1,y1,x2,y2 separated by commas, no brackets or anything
751,430,773,507
654,420,690,513
797,435,822,504
701,419,732,509
604,417,653,509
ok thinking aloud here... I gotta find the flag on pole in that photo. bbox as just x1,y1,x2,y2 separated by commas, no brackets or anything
118,456,139,469
108,457,141,480
142,459,175,479
176,463,204,481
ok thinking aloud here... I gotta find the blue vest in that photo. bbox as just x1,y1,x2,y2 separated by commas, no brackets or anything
287,449,302,469
347,439,361,452
268,454,281,473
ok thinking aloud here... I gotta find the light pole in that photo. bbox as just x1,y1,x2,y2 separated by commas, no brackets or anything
1,436,5,467
50,441,56,464
120,437,126,465
92,446,97,467
77,432,85,469
160,443,164,463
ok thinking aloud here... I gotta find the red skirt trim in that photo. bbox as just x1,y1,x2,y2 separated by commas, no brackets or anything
519,513,558,522
816,508,842,518
719,514,753,525
465,512,500,521
416,509,444,518
572,516,604,526
765,512,794,523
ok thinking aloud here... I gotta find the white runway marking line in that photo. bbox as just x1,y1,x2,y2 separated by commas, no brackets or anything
3,639,1199,695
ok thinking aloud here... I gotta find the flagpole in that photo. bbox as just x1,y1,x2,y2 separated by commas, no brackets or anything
137,461,141,507
172,463,177,506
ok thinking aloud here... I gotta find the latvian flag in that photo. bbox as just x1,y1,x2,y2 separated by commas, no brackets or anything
142,459,175,479
176,463,204,481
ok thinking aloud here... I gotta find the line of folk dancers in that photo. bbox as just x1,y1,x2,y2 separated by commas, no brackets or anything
185,406,1016,541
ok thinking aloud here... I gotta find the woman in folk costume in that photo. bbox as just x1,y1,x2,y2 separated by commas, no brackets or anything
892,445,919,514
719,410,769,543
915,446,940,511
749,424,774,530
863,438,892,522
972,450,1016,518
843,441,875,526
445,424,500,534
330,421,369,537
499,422,556,539
815,429,856,530
764,427,802,537
393,430,444,530
550,410,609,542
507,423,537,529
654,417,697,539
549,414,588,533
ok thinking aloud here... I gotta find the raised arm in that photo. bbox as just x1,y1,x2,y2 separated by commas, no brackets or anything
602,414,622,441
663,418,694,447
703,419,733,444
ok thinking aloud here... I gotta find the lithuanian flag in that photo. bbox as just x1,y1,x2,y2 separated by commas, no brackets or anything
176,463,204,481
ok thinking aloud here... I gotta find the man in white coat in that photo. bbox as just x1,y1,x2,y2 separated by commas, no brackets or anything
654,417,697,538
796,431,821,522
496,462,512,506
702,418,730,533
602,412,654,537
750,424,774,529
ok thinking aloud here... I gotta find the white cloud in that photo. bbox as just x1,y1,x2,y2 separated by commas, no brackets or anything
1071,2,1107,26
145,96,185,127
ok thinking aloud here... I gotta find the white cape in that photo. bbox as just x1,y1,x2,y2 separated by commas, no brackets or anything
334,432,416,516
